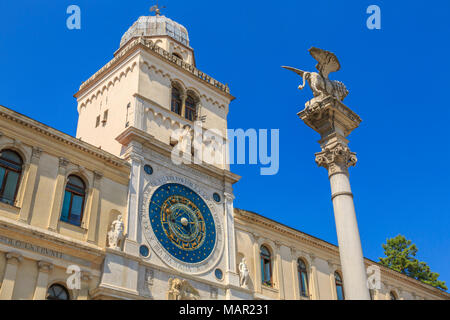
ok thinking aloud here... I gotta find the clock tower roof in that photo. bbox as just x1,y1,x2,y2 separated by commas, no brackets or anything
119,15,190,49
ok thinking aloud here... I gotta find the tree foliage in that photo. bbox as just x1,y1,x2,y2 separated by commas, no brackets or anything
379,235,447,291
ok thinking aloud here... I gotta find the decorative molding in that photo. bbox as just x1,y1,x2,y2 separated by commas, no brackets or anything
31,146,43,160
5,252,23,265
37,261,53,273
59,157,70,168
315,142,357,171
77,37,233,101
0,105,128,168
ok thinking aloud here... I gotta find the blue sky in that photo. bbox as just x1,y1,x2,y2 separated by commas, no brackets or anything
1,1,449,289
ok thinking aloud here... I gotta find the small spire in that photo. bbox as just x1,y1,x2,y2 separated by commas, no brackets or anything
150,1,165,16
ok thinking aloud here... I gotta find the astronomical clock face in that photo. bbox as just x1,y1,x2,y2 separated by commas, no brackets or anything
148,183,216,264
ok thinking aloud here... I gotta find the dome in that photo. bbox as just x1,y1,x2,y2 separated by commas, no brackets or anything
120,15,190,48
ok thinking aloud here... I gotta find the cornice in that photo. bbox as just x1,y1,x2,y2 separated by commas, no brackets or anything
0,105,130,169
75,37,234,101
235,208,340,255
235,208,450,299
0,214,104,264
116,126,241,185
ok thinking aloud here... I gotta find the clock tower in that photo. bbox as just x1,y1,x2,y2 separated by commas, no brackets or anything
74,10,245,299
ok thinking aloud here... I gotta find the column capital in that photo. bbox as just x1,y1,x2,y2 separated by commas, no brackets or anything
251,232,260,243
81,271,92,282
31,147,43,161
224,192,235,202
274,241,283,250
6,252,23,265
37,261,53,273
59,157,70,168
327,259,337,270
315,142,357,173
94,171,103,181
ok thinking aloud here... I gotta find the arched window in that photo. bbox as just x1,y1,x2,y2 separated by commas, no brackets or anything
46,284,70,300
171,86,182,115
297,259,309,298
60,175,86,227
185,95,197,121
0,149,23,206
260,245,272,287
390,291,398,300
335,271,345,300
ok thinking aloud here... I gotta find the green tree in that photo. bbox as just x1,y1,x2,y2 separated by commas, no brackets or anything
379,235,447,291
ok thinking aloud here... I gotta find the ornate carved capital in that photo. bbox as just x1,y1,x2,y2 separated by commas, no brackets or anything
94,171,103,181
5,252,22,265
224,192,235,202
81,271,92,282
37,261,53,273
315,143,357,172
31,147,42,160
251,233,260,243
59,157,70,168
274,241,283,250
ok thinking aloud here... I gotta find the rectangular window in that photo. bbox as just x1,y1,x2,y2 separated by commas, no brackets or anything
69,195,84,226
95,116,100,128
102,110,108,125
0,167,5,190
60,190,71,222
125,103,130,127
300,272,308,297
336,286,344,300
2,171,19,204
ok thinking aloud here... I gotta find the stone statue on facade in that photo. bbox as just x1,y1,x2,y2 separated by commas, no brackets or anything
282,47,349,106
167,278,200,300
239,257,250,287
107,215,124,250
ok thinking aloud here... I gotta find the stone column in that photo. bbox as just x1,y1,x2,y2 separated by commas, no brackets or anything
0,252,22,300
299,97,369,300
33,261,53,300
48,158,69,231
86,171,102,243
224,193,239,286
19,147,41,222
274,242,285,300
124,143,144,255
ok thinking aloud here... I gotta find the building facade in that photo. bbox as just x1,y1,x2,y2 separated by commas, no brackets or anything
0,13,448,300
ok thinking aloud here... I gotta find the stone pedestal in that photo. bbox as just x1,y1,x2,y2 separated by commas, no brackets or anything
299,96,369,300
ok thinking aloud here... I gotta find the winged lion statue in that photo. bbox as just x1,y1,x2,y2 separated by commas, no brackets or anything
282,47,349,103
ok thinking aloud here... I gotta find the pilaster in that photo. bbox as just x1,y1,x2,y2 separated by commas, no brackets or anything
274,241,285,300
224,192,239,286
0,252,23,300
251,233,262,293
124,143,144,255
86,171,103,243
309,253,320,300
18,146,42,223
33,261,53,300
78,271,92,300
48,158,69,231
